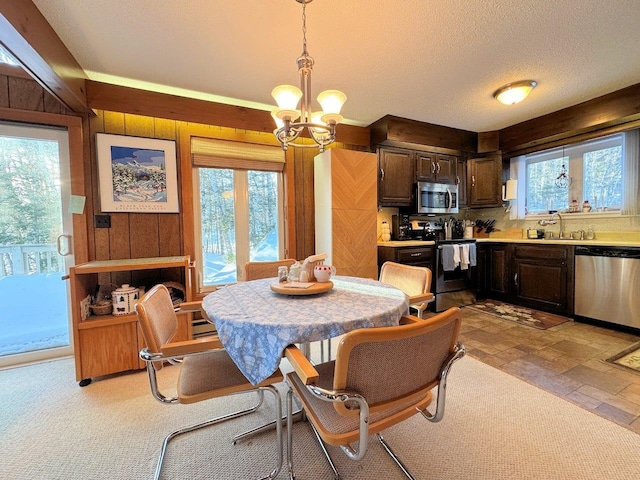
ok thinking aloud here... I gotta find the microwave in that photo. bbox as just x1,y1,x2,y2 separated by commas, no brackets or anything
416,182,458,214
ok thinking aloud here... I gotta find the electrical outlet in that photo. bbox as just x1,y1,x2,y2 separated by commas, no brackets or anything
94,214,111,228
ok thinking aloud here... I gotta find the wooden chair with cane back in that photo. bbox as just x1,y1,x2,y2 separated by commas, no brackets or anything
283,307,465,480
136,284,284,480
244,258,296,281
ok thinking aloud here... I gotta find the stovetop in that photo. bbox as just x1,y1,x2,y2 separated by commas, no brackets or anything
437,238,477,244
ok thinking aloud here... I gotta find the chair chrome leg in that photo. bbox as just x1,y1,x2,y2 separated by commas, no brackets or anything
153,387,282,480
287,388,296,480
377,433,416,480
234,392,304,444
308,419,341,480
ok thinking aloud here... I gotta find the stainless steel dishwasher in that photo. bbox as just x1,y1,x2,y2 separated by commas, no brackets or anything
574,245,640,329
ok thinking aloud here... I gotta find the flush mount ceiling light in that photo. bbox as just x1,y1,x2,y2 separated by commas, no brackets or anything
493,80,537,105
271,0,346,151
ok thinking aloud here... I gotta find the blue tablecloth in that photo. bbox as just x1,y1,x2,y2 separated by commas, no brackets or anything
202,276,409,385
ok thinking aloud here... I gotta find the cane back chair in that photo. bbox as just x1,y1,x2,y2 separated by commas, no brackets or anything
379,261,435,318
136,284,284,480
284,306,465,480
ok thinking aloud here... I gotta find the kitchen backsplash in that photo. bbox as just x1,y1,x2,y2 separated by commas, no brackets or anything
377,206,640,242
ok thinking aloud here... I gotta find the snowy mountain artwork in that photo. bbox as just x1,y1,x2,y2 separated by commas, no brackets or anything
97,134,178,213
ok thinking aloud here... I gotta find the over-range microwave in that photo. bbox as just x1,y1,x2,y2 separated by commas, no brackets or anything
416,182,458,214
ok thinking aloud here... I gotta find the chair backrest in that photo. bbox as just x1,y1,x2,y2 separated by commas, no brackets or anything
332,307,461,415
244,258,296,281
379,261,432,297
136,284,179,363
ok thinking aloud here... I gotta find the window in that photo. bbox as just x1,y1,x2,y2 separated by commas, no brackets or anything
520,133,628,215
191,138,285,290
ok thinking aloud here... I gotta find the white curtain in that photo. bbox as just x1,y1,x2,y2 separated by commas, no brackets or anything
622,129,639,216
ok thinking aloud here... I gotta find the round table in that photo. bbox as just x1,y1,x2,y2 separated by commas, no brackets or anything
202,276,409,385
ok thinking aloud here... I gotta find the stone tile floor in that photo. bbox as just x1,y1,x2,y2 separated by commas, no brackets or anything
454,306,640,434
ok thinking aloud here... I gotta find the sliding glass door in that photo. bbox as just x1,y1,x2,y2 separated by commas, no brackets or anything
0,122,75,364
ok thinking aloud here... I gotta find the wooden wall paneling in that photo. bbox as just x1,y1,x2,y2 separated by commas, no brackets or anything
123,113,154,137
89,110,110,267
0,75,8,107
8,76,43,111
155,118,181,257
43,90,62,114
284,148,296,260
129,214,160,258
103,110,125,135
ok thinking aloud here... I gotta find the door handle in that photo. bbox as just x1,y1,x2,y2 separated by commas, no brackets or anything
57,234,72,256
514,272,518,287
380,168,385,181
471,175,476,187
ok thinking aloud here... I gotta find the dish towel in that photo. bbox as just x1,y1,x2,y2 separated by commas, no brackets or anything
441,244,458,271
460,244,470,270
469,243,477,267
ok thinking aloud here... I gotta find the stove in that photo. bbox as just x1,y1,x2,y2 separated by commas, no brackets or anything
434,239,477,312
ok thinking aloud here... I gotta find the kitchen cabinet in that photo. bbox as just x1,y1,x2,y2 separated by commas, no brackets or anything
467,156,502,207
69,256,193,385
456,159,467,207
378,244,435,283
416,153,458,184
511,244,574,316
477,243,509,301
377,147,416,207
477,243,574,316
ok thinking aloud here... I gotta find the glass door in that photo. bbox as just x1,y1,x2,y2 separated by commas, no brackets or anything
0,122,75,365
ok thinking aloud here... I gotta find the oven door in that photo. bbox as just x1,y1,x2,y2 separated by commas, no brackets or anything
435,243,476,311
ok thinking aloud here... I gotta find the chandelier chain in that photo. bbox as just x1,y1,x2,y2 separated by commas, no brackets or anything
301,1,307,55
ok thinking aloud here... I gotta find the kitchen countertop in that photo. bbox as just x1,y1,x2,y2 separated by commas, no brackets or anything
378,238,640,247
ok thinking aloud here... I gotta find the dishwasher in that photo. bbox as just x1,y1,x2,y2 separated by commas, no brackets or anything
574,245,640,330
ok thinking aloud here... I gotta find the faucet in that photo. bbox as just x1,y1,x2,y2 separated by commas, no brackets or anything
538,212,563,238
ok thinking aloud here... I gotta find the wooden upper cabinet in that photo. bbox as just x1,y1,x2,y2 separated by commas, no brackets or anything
377,147,416,207
416,153,457,184
456,159,467,207
467,156,501,207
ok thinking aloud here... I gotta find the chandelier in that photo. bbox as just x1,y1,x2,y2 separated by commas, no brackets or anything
271,0,346,151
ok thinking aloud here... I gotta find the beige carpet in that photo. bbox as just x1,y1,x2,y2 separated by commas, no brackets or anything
1,355,640,479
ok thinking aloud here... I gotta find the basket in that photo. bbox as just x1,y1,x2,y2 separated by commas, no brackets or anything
90,301,112,316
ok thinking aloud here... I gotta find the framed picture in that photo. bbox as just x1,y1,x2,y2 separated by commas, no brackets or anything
96,133,179,213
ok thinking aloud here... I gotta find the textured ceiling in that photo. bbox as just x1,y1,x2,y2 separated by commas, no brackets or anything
33,0,640,132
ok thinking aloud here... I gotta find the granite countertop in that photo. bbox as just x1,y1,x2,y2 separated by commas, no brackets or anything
377,240,436,247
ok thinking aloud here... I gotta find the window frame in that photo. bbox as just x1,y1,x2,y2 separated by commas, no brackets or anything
512,132,628,219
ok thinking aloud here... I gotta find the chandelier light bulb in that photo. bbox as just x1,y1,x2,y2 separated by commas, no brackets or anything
317,90,347,115
271,85,302,110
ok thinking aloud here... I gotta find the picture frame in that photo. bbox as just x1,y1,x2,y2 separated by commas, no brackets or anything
96,133,179,213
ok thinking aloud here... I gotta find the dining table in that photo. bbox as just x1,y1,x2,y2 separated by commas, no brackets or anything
201,275,410,385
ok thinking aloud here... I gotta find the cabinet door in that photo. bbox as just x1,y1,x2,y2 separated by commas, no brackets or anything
378,148,416,206
416,153,437,182
511,245,572,315
456,159,467,207
487,244,510,300
434,155,457,184
467,156,501,207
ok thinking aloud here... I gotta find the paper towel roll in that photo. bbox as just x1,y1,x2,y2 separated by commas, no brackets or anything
502,179,517,201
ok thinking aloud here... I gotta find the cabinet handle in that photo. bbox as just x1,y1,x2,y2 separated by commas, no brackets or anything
514,272,518,287
436,162,441,174
456,175,460,185
471,175,476,187
431,161,436,174
410,253,422,257
380,168,385,181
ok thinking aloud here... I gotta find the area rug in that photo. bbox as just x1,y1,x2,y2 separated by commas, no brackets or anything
605,342,640,373
465,299,571,330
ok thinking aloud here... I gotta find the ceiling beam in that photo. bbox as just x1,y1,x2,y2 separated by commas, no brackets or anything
86,80,371,147
0,0,90,113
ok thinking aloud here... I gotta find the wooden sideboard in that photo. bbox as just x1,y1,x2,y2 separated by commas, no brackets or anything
69,256,193,386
